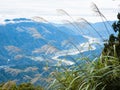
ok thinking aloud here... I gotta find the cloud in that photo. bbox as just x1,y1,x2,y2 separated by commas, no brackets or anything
0,0,119,23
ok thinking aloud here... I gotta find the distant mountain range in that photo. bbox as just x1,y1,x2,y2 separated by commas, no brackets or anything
0,18,115,85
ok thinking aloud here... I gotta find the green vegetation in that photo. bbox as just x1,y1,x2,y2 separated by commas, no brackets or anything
0,81,43,90
102,13,120,59
48,56,120,90
48,14,120,90
0,4,120,90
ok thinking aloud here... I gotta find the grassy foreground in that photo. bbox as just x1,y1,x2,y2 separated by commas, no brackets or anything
48,13,120,90
48,56,120,90
1,6,120,90
1,56,120,90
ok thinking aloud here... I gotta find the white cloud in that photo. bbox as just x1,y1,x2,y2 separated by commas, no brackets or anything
0,0,119,23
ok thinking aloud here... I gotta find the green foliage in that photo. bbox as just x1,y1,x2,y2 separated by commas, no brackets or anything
0,5,119,90
48,14,120,90
0,81,44,90
48,56,120,90
17,83,43,90
102,13,120,59
0,81,17,90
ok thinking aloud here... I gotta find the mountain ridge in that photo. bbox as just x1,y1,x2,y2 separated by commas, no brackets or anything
0,18,114,85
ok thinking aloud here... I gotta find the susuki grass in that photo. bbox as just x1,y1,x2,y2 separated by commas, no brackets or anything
48,56,120,90
46,3,120,90
16,3,120,90
1,2,119,90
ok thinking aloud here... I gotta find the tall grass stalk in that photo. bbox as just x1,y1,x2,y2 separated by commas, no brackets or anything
48,3,120,90
91,3,111,35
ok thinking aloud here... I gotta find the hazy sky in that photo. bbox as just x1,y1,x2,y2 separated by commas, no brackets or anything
0,0,119,23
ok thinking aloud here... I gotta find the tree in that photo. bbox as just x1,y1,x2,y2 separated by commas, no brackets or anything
102,13,120,59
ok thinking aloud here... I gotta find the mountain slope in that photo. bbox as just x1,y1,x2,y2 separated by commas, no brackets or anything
0,18,114,85
0,18,88,85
